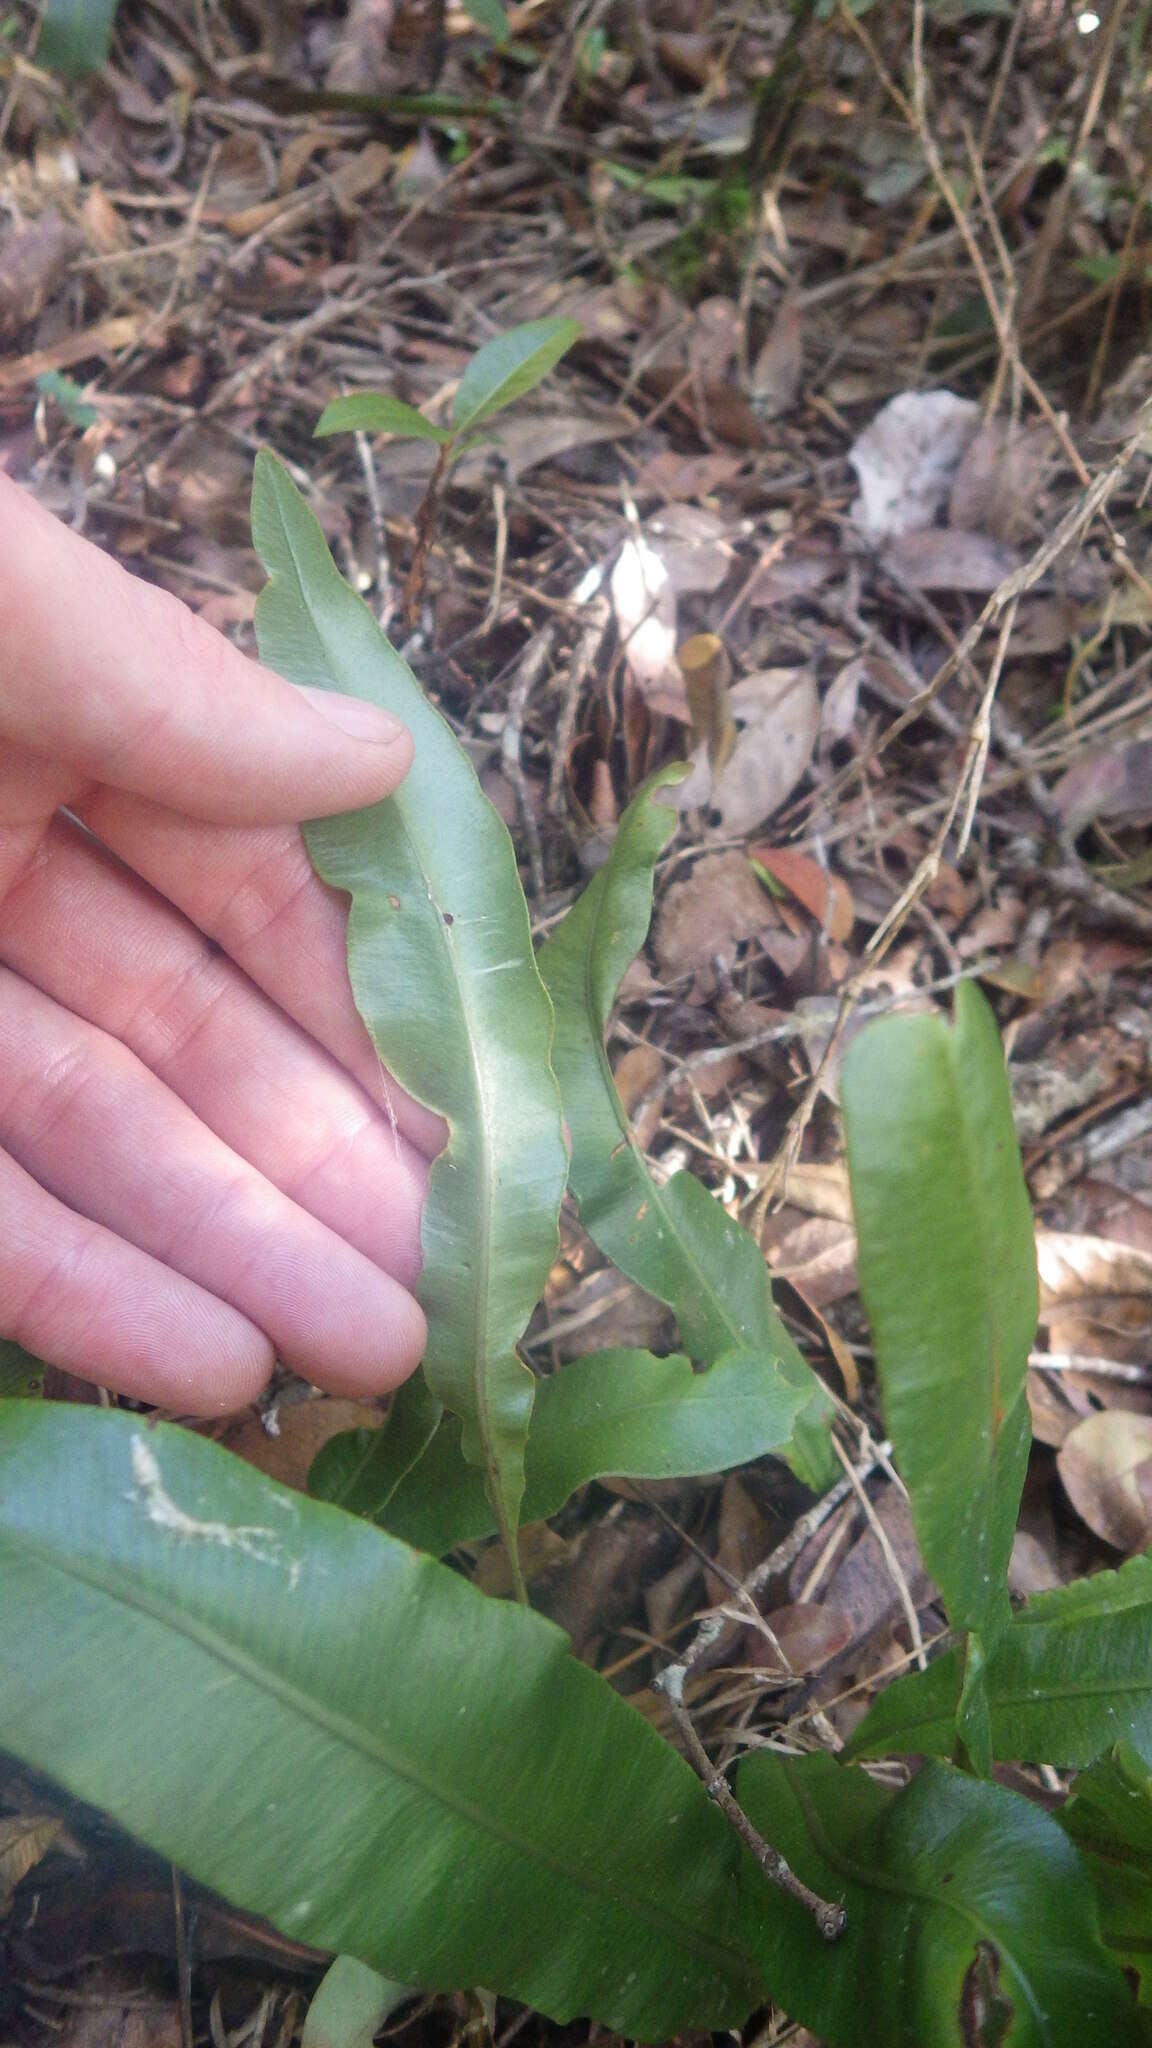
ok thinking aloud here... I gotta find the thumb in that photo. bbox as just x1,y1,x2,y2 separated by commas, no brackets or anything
0,474,412,824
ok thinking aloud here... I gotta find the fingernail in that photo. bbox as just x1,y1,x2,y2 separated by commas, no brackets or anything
299,686,408,746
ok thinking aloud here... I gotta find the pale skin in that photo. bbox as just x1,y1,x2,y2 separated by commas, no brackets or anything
0,471,439,1415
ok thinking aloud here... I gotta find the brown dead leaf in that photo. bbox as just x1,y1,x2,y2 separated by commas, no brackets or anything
0,1812,64,1911
1051,740,1152,834
746,1602,853,1675
687,296,740,382
948,419,1055,544
706,1473,768,1601
1037,1230,1152,1307
781,1159,855,1223
0,209,81,340
767,1215,859,1309
612,1042,665,1149
328,0,445,90
646,504,734,595
654,851,774,990
1058,1409,1152,1550
0,313,145,392
455,410,634,487
676,669,820,836
633,448,745,501
220,1398,387,1492
849,390,980,541
885,527,1023,593
752,845,855,940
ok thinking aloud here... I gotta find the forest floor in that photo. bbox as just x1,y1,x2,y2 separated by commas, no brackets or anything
2,3,1152,2046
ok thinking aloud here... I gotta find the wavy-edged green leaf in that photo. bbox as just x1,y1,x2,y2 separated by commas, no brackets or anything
314,394,451,443
452,319,581,434
311,1372,443,1521
313,1346,810,1554
841,981,1036,1682
847,1552,1152,1769
738,1751,1139,2048
252,450,566,1574
536,768,834,1492
0,1402,790,2037
302,1959,413,2048
39,0,119,77
0,1339,44,1398
1060,1742,1152,2003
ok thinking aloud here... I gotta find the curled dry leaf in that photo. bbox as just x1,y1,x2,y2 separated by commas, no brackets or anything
848,389,980,541
220,1399,388,1493
1036,1230,1152,1307
675,669,820,836
751,845,855,941
1057,1410,1152,1551
654,850,775,991
610,535,683,715
750,292,804,419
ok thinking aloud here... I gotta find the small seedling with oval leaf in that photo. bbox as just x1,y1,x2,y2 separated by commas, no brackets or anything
315,317,582,620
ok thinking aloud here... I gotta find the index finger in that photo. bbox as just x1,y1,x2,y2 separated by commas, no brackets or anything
0,474,412,824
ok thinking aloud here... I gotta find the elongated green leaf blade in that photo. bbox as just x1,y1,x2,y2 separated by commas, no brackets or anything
841,981,1037,1656
739,1752,1139,2048
847,1552,1152,1768
252,451,567,1567
311,1371,443,1519
39,0,118,77
313,1347,810,1554
0,1403,789,2037
537,769,835,1491
303,1960,413,2048
314,395,451,443
452,319,581,434
1060,1742,1152,2003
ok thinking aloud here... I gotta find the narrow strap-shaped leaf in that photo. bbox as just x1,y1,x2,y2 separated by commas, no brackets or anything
252,451,567,1571
536,768,835,1491
312,1346,811,1554
739,1752,1139,2048
302,1959,413,2048
0,1403,787,2037
847,1552,1152,1769
841,981,1037,1663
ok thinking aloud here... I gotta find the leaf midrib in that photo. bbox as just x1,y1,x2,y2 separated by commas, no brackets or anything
279,503,513,1537
2,1524,762,1983
785,1766,1050,2039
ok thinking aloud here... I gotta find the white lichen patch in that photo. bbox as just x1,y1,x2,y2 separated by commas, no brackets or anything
130,1435,301,1585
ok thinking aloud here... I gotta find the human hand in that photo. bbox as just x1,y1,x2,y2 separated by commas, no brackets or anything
0,473,437,1415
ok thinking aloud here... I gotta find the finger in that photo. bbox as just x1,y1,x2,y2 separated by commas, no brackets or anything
0,968,427,1396
75,787,447,1157
0,473,412,824
0,815,429,1281
0,1147,273,1414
